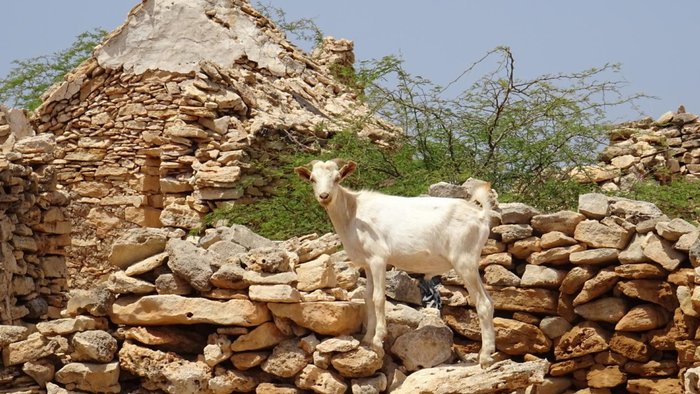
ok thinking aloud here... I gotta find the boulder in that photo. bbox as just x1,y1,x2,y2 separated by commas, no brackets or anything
166,238,215,292
267,301,363,336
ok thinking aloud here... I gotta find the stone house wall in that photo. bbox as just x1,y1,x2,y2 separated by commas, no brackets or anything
0,106,70,324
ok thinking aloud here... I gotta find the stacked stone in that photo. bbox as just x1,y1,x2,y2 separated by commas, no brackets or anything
0,224,549,393
29,0,398,289
571,108,700,190
433,184,700,393
0,106,70,326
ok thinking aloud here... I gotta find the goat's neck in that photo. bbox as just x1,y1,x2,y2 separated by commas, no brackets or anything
325,185,357,239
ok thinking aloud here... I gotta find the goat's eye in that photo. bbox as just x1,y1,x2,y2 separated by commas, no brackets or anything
333,175,341,182
310,178,316,183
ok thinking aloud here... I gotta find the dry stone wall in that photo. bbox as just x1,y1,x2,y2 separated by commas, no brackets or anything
1,183,699,393
571,108,700,190
0,106,70,325
31,0,397,288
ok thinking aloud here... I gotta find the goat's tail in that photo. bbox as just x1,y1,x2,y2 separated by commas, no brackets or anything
470,182,494,215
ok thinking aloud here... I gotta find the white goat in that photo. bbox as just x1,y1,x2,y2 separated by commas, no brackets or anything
295,159,496,368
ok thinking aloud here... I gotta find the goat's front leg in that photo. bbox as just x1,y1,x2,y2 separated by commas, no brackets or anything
368,259,387,353
361,266,376,345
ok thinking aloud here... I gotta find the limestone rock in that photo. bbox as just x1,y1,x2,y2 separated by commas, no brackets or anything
642,233,687,270
71,330,118,362
615,304,670,331
391,359,549,394
391,321,453,371
240,247,293,273
119,341,212,394
166,238,215,292
3,333,69,366
22,358,55,387
492,224,533,243
483,264,520,287
619,234,653,264
574,219,633,249
108,228,170,268
560,266,597,295
36,316,107,336
656,218,696,241
499,202,540,224
573,268,619,306
554,322,610,360
160,203,202,229
351,373,387,394
0,325,30,346
261,339,311,378
587,364,627,389
520,265,566,289
540,231,578,248
384,270,422,305
331,346,383,378
539,316,572,339
231,322,290,352
531,211,586,235
485,286,558,314
578,193,609,219
627,378,682,394
210,263,247,289
527,244,586,266
317,336,360,353
249,284,301,303
267,301,363,336
296,254,337,291
109,295,270,326
106,270,156,295
124,252,168,277
615,280,678,311
295,364,347,394
55,362,120,393
117,326,206,354
155,273,194,295
231,351,268,370
570,248,619,265
208,367,257,394
609,332,649,362
494,317,551,355
615,263,666,279
574,297,628,323
508,237,542,259
609,198,664,224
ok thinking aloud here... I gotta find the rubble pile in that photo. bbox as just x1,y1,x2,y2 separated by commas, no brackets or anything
0,106,70,325
570,108,700,190
1,185,699,392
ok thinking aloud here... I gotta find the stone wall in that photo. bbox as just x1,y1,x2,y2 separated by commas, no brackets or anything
571,108,700,190
0,106,70,325
30,0,397,288
1,184,699,392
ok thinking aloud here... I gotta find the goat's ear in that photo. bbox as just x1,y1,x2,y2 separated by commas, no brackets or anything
339,160,357,180
294,166,312,182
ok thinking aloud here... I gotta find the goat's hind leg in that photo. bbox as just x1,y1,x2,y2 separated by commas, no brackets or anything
454,258,495,368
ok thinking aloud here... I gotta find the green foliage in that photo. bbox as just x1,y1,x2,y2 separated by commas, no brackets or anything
254,1,323,48
619,179,700,222
0,29,106,110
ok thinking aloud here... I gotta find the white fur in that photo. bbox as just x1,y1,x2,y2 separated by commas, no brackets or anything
296,159,496,367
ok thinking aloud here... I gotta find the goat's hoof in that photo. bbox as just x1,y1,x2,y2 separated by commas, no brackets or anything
479,353,495,369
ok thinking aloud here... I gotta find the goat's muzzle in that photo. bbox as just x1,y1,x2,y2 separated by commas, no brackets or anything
318,192,331,205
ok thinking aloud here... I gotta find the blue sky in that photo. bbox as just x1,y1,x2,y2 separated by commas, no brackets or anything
1,1,698,121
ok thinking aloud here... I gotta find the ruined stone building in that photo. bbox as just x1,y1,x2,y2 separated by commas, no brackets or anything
28,0,395,287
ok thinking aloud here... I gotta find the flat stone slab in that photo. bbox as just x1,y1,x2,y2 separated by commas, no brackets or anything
109,295,270,326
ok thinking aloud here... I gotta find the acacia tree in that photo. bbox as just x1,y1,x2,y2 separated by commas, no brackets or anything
357,47,645,206
0,29,106,110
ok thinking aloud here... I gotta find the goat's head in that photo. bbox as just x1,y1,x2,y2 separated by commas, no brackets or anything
294,159,357,207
